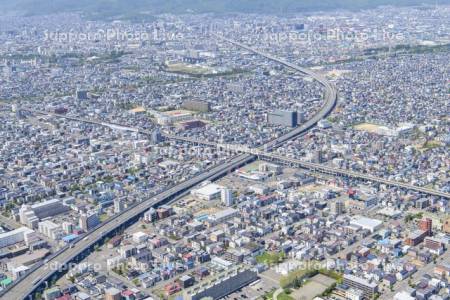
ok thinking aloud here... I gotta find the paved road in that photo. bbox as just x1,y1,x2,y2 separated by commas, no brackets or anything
21,107,448,199
8,41,446,200
329,229,383,260
213,34,337,151
1,37,337,300
2,154,254,300
380,250,450,300
259,152,450,199
1,34,447,300
273,288,284,300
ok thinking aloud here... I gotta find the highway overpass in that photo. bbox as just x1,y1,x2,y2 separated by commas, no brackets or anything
1,37,337,300
2,154,255,300
3,35,447,300
258,152,450,199
212,34,337,151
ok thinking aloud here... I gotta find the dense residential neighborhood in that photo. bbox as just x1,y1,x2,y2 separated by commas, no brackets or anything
0,3,449,300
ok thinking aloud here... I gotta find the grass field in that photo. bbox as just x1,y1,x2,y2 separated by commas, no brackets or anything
256,251,286,265
277,291,294,300
165,62,214,75
417,140,443,150
99,213,109,222
263,289,294,300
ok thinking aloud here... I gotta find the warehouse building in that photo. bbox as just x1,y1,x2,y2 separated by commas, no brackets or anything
183,267,257,300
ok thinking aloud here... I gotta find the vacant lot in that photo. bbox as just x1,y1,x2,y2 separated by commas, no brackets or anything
354,122,391,135
291,274,336,300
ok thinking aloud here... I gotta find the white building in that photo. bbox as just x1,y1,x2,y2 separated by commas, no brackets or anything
221,188,234,207
62,222,74,234
19,205,39,229
350,216,383,233
394,291,415,300
19,199,69,229
12,265,30,280
0,227,36,248
38,220,64,240
114,198,125,214
30,199,68,218
107,255,126,270
133,231,148,244
144,208,157,223
395,122,415,136
191,183,224,201
209,208,239,223
346,288,364,300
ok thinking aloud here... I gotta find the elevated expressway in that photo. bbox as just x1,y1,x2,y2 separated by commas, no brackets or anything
14,108,449,200
213,34,337,151
255,152,450,199
3,35,449,300
1,153,254,300
9,38,447,199
1,37,337,299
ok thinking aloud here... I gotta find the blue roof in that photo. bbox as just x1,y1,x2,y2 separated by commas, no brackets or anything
378,238,390,245
196,214,209,221
367,254,376,260
62,234,79,242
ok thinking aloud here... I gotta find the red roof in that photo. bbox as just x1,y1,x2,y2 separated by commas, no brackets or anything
164,282,181,294
347,188,356,195
258,195,275,201
183,253,193,260
122,290,134,296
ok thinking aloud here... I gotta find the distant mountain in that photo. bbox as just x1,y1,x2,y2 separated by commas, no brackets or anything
0,0,449,18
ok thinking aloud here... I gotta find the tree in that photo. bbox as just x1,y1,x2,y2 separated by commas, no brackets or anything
321,283,337,296
132,278,140,286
